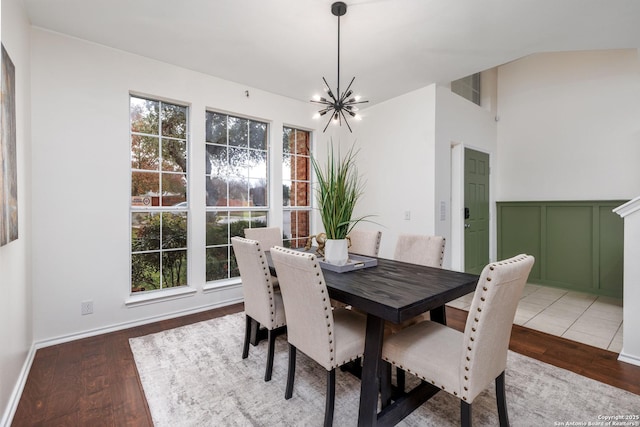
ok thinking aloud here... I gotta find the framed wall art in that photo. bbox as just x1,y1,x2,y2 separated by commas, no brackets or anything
1,43,18,246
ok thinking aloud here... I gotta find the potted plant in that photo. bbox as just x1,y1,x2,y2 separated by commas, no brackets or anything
311,141,368,265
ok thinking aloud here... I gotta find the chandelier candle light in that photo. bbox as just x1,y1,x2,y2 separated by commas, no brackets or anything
311,1,368,132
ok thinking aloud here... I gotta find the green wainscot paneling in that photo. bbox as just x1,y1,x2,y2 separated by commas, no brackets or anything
497,201,626,298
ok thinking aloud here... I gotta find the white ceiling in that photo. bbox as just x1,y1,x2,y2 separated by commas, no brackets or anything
24,0,640,106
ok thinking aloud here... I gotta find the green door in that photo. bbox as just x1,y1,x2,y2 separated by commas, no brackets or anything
464,148,490,274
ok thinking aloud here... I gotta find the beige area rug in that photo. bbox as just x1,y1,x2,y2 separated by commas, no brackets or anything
129,312,640,426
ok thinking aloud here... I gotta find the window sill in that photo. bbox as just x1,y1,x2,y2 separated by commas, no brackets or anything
125,286,197,307
203,277,242,292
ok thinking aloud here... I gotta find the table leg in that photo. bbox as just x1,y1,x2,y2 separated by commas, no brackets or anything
358,314,386,427
430,305,447,325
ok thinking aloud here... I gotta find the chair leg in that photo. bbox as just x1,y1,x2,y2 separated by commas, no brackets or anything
324,369,335,427
496,371,509,426
461,401,472,427
249,317,260,345
264,329,276,382
242,315,251,359
285,344,296,399
380,360,392,409
396,367,405,392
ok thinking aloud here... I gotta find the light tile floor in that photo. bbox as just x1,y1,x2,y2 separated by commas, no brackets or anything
447,283,623,352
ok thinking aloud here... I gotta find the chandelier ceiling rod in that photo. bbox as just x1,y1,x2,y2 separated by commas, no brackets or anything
334,1,343,99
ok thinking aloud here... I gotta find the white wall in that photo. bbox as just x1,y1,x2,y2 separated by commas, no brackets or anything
0,0,32,424
30,29,319,344
347,86,437,260
496,49,640,201
349,84,496,268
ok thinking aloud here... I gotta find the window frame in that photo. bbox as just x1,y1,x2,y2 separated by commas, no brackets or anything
204,110,270,284
451,72,481,106
129,94,190,298
282,126,313,249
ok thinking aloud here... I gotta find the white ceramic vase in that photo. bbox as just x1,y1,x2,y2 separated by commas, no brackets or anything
324,239,349,266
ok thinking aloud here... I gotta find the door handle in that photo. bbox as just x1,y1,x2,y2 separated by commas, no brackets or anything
464,223,471,229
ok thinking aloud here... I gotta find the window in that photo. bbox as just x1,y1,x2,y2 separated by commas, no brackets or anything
451,72,481,106
283,127,312,249
130,95,188,293
205,112,268,281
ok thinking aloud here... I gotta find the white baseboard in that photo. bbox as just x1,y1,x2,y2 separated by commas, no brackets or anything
35,296,243,349
1,344,37,427
618,350,640,367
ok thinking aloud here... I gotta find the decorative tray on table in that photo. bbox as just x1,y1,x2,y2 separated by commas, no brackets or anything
318,253,378,273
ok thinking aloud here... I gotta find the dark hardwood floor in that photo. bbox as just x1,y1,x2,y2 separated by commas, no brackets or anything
12,305,640,426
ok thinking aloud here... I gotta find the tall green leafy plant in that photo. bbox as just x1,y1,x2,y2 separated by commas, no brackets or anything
311,142,368,240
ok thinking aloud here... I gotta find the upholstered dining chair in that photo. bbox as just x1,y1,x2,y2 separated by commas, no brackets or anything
391,234,446,329
394,233,445,267
244,226,283,250
270,246,367,427
231,236,286,382
390,234,447,390
244,226,284,285
381,254,535,426
347,229,382,257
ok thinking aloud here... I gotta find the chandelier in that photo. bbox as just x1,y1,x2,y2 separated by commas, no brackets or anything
311,1,368,132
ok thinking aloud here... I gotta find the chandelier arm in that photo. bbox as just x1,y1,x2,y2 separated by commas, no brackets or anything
322,114,334,133
339,76,356,102
322,76,338,102
339,109,353,133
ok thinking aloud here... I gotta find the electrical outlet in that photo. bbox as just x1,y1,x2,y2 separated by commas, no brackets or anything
404,211,411,221
81,300,93,315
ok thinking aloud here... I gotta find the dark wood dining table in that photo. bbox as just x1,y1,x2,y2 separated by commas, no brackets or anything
269,253,479,426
